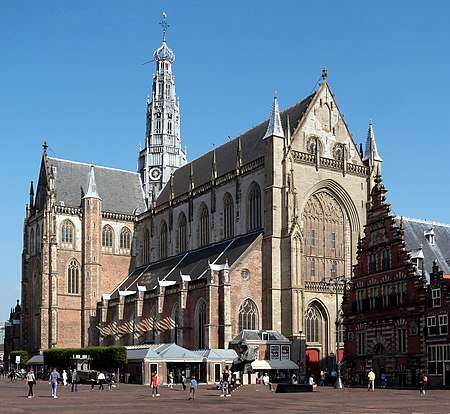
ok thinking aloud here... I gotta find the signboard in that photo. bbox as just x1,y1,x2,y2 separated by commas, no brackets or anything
281,345,290,360
15,356,21,364
270,345,280,360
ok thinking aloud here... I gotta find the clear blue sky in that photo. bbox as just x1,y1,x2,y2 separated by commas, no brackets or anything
1,0,449,322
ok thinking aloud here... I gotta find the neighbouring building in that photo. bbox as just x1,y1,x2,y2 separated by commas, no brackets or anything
8,15,380,382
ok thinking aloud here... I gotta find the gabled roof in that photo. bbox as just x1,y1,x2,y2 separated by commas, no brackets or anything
156,94,315,206
149,343,203,361
397,217,450,275
126,347,161,360
112,232,261,297
191,349,238,360
46,157,146,215
231,330,290,343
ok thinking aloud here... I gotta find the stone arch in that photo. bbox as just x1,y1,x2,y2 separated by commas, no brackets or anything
195,298,207,349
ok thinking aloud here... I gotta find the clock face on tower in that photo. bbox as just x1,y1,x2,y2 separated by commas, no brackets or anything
150,167,161,181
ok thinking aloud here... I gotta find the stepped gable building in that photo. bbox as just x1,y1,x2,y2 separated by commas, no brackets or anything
343,174,450,386
12,16,382,380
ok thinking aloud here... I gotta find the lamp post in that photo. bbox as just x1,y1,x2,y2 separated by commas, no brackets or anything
322,275,352,389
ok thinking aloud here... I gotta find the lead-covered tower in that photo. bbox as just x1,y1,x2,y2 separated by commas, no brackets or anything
138,14,186,206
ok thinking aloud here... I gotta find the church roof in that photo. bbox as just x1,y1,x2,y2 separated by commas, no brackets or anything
47,157,146,215
396,217,450,276
156,93,315,206
112,231,262,296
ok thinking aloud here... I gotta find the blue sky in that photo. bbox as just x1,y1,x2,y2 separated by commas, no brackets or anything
1,0,449,322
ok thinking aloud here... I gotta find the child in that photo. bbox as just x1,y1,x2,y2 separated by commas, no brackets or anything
188,375,197,400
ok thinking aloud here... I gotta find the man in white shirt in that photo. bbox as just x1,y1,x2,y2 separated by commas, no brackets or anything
367,369,376,392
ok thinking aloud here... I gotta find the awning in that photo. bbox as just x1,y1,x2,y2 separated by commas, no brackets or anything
251,359,299,370
27,355,44,365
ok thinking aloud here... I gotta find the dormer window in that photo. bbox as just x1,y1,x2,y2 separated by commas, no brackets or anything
425,228,435,245
432,288,441,307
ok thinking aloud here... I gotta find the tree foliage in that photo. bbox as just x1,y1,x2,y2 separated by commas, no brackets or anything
10,350,28,365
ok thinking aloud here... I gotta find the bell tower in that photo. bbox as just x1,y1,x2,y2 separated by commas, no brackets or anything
138,13,186,206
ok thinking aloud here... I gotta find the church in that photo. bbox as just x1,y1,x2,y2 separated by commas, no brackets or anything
13,16,380,379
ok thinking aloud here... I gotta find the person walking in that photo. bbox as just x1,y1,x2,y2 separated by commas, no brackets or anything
188,375,197,400
26,369,36,398
168,371,174,389
181,371,186,391
367,368,376,392
151,372,160,397
220,369,231,397
71,369,79,392
417,370,425,395
98,371,105,390
62,369,68,386
49,367,60,398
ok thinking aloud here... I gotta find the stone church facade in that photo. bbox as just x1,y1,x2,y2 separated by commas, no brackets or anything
14,21,381,377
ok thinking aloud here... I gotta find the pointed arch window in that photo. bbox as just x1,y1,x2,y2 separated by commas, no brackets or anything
35,225,41,253
305,306,322,343
159,220,168,259
61,220,74,248
223,193,234,240
171,303,180,344
67,259,80,294
155,113,162,134
102,225,114,253
247,183,262,231
30,228,35,256
178,213,187,253
238,299,259,332
143,228,150,264
120,227,132,254
199,204,209,247
195,299,207,349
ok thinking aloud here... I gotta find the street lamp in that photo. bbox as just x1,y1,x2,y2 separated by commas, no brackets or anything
321,275,352,389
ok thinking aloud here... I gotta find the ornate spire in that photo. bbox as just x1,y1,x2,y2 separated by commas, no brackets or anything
263,94,285,139
363,119,382,163
29,181,34,210
83,165,101,199
153,12,175,63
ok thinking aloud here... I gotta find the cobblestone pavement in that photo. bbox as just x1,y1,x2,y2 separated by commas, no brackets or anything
1,379,449,413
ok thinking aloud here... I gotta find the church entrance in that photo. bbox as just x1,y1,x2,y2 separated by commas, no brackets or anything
306,349,320,380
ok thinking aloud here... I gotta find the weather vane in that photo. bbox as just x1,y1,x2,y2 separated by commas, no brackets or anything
160,12,169,41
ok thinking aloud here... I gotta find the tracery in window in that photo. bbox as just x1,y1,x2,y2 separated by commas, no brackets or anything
238,299,259,332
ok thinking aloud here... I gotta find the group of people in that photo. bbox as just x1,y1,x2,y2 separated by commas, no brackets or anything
151,371,198,400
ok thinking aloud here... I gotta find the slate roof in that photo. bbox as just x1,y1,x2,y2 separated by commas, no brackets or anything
47,157,146,215
156,94,315,206
126,347,162,360
396,217,450,276
112,231,262,297
191,349,238,360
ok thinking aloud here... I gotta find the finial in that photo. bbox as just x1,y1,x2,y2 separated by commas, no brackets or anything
274,90,277,99
43,141,48,155
322,67,328,81
160,12,169,42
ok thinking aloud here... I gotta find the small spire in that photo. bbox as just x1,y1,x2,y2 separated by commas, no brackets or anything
263,95,285,139
29,181,34,210
322,67,328,81
363,119,382,163
43,141,48,155
160,12,169,42
189,163,195,192
83,165,101,200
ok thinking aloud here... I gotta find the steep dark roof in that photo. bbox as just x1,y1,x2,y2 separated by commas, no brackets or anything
156,94,315,206
47,157,146,215
112,231,262,297
397,217,450,275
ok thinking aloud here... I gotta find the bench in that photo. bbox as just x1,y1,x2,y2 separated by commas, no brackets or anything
275,383,316,393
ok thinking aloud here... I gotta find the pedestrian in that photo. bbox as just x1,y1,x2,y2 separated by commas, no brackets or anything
367,368,375,392
331,369,337,386
291,373,297,384
71,369,79,392
417,370,425,395
181,371,186,391
188,375,197,400
97,371,105,390
324,369,329,386
220,369,231,397
168,371,174,389
263,373,273,391
308,374,317,388
151,372,160,397
90,371,97,390
49,367,60,398
319,370,325,386
26,368,36,398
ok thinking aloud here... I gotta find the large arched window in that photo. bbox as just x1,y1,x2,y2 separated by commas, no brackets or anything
247,183,262,231
30,228,35,256
159,220,168,259
178,213,187,253
102,225,114,253
223,193,234,239
61,220,74,248
120,227,132,254
199,204,209,247
238,299,259,332
171,303,179,344
143,228,150,264
195,299,207,349
305,305,322,343
67,259,80,294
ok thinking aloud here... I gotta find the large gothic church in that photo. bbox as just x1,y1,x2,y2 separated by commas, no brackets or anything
17,17,382,375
